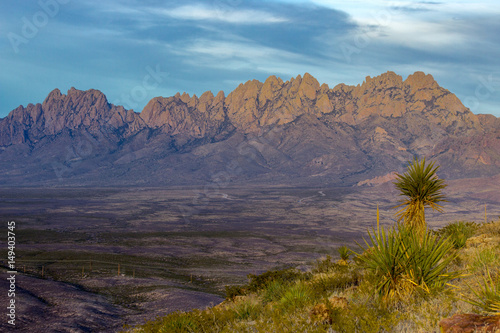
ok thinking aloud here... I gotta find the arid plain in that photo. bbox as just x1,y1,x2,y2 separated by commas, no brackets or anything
1,177,499,332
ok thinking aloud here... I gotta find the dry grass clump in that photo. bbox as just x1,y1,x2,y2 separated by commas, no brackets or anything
476,219,500,236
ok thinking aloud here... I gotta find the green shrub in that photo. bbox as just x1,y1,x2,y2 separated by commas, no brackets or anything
246,267,305,293
262,280,287,303
355,223,459,303
278,282,313,310
232,298,262,320
435,221,478,249
328,298,403,333
225,267,305,300
309,269,360,297
470,247,500,273
225,285,246,300
136,306,241,333
158,312,199,333
463,269,500,315
312,255,343,274
135,311,201,333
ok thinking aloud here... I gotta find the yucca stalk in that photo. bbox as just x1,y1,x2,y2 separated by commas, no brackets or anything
394,158,447,236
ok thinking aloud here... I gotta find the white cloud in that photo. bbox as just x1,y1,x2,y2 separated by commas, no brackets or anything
171,38,323,77
306,1,476,51
180,40,294,59
155,5,288,24
304,0,500,48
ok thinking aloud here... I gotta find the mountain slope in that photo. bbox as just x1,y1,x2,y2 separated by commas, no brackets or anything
0,71,498,186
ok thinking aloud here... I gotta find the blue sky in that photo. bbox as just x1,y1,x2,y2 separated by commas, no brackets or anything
1,0,500,117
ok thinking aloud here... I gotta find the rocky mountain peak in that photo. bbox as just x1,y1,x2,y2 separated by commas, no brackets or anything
44,88,63,101
298,72,320,100
330,71,479,130
142,71,483,134
259,75,284,105
404,71,439,90
0,87,144,145
0,71,498,187
215,90,225,103
360,71,404,93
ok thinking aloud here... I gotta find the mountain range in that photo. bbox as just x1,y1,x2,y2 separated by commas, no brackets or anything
1,71,499,187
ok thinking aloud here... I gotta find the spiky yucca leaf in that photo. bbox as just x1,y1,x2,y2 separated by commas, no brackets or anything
338,246,351,261
356,223,458,303
394,158,447,235
462,269,500,315
403,227,460,292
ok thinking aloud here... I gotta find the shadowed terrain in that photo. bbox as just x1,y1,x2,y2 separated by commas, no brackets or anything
0,72,498,187
1,181,499,332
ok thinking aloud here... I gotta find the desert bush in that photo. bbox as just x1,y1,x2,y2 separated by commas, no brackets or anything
312,255,352,274
327,297,403,333
232,297,262,320
338,245,351,261
470,247,500,273
312,255,335,273
309,269,360,297
278,282,313,311
224,267,305,300
463,268,500,315
246,267,305,293
136,310,212,333
262,280,287,303
435,221,478,249
477,219,500,236
225,285,246,300
356,223,459,303
157,312,199,333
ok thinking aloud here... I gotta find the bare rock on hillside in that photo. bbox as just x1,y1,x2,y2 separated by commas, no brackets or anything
439,314,500,333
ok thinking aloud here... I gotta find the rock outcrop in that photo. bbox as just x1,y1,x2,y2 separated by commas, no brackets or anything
0,88,145,146
0,71,498,186
439,314,500,333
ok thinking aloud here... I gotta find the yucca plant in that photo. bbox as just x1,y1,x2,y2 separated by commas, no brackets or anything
404,227,460,294
462,269,500,315
338,246,351,265
356,223,458,303
394,158,447,236
356,224,412,302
